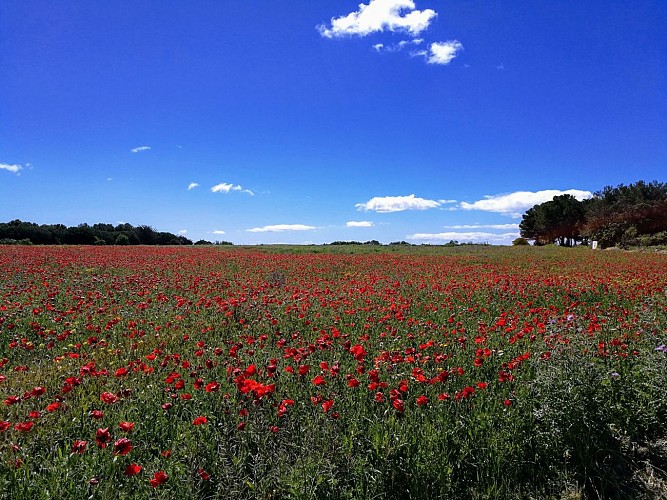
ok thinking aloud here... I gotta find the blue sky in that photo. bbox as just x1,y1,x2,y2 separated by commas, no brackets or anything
1,1,665,245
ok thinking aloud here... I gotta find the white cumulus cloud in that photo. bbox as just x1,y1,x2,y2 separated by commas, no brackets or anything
318,0,436,38
246,224,316,233
187,182,200,190
443,224,520,230
0,163,23,174
178,230,188,234
346,221,374,227
356,194,441,213
211,182,254,196
130,146,151,153
425,40,463,64
407,231,519,245
459,189,593,217
211,230,226,235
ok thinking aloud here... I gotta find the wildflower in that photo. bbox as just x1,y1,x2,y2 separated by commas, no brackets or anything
204,381,219,392
149,471,168,487
192,416,207,425
312,375,326,386
100,392,119,404
14,421,34,432
119,421,135,433
95,428,111,448
72,440,87,454
416,395,429,406
197,468,210,480
125,463,142,476
90,410,104,419
31,387,46,397
113,438,133,456
47,401,62,412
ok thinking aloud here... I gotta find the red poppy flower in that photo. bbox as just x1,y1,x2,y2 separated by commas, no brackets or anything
46,401,61,412
161,449,172,458
197,468,210,480
312,375,326,386
113,437,133,456
297,365,310,376
3,396,19,406
119,421,135,433
149,471,168,487
322,399,334,413
100,392,119,404
31,386,46,397
114,367,128,377
416,395,429,406
192,416,207,425
0,421,11,432
14,421,34,432
392,399,405,413
90,410,104,419
125,463,142,476
95,428,111,448
204,382,219,393
72,440,87,454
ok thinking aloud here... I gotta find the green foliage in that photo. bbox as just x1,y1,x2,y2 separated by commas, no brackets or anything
512,237,529,246
521,180,667,248
0,220,194,246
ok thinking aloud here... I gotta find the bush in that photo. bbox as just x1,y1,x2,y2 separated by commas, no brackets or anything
512,237,530,246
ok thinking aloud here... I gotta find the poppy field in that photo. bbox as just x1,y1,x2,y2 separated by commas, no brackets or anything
0,245,666,499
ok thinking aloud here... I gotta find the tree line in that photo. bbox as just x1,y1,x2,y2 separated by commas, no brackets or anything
0,220,193,246
519,180,667,248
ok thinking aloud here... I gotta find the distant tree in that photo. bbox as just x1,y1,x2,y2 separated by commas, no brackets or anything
194,240,213,245
512,237,529,246
115,234,130,245
134,225,157,245
583,180,667,247
520,194,585,246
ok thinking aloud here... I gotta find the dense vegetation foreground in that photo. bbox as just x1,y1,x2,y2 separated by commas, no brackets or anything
0,245,666,499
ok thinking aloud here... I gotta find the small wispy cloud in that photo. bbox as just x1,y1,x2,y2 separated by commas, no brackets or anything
246,224,316,233
211,182,254,196
130,146,151,153
211,230,226,235
374,38,424,53
459,189,593,217
187,182,200,190
412,40,463,65
178,229,188,234
0,163,22,174
318,0,436,38
346,221,374,227
356,194,441,213
443,224,520,230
